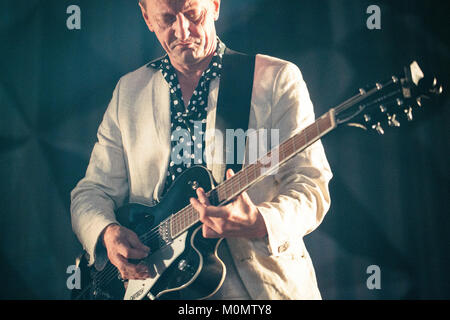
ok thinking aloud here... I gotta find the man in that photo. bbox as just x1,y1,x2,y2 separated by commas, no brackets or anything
71,0,332,299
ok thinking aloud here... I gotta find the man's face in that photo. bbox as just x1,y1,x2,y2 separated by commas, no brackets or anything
140,0,220,68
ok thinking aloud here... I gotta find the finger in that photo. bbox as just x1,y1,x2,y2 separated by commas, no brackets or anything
190,196,205,211
127,232,150,254
202,205,231,219
234,189,252,207
225,169,252,204
115,255,151,280
196,188,211,206
202,224,221,238
117,243,150,260
226,168,235,179
191,196,208,221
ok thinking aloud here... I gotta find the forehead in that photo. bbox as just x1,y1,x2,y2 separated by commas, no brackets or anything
148,0,209,14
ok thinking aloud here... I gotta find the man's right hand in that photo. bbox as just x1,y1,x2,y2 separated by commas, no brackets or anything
102,223,152,280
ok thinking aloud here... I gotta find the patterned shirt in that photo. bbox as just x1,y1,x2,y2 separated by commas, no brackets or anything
149,39,226,192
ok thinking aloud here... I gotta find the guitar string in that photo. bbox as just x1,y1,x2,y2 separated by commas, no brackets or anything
93,203,204,288
334,79,398,114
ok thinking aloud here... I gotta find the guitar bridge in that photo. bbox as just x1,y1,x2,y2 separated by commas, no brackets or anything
159,219,173,245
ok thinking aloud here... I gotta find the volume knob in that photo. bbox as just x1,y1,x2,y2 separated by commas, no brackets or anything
178,259,189,271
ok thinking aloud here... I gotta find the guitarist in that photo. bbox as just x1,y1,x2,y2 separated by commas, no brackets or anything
71,0,333,300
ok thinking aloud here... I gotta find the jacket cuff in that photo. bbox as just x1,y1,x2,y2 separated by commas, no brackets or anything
81,215,119,268
93,222,120,271
256,204,291,256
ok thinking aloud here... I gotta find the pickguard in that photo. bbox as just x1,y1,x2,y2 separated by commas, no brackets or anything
124,231,188,300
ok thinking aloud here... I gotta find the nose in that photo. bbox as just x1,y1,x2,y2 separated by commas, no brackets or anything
173,14,190,41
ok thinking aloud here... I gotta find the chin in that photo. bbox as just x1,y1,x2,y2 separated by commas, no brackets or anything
179,51,204,65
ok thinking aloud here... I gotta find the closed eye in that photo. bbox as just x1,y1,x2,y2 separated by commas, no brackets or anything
185,9,204,24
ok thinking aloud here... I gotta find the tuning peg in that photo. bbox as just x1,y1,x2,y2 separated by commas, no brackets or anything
363,114,371,123
430,77,443,95
396,98,404,106
404,106,413,121
387,113,401,127
416,96,422,107
379,105,387,113
372,122,385,135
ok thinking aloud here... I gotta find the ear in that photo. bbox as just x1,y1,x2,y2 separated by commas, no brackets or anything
139,1,155,32
211,0,221,21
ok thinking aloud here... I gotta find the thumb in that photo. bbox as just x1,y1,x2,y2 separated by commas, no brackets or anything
127,231,150,253
226,168,235,179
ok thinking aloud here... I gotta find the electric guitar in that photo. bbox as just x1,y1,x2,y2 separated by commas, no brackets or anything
71,61,442,300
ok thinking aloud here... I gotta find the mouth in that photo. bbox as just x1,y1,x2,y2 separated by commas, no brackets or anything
175,43,195,49
172,40,199,50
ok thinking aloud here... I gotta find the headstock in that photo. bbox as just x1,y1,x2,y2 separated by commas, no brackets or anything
334,61,443,135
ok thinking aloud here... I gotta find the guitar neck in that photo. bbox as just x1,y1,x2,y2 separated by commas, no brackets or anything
168,60,440,239
169,109,337,238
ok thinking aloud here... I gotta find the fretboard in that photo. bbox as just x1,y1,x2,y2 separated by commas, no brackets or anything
169,109,336,238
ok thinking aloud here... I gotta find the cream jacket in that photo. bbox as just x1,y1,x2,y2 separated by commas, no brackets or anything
71,54,333,300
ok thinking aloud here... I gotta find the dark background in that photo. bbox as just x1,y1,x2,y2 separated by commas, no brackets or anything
0,0,448,299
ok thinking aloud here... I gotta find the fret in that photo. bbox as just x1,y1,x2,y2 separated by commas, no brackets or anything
229,175,235,197
286,137,294,159
181,209,185,232
317,116,325,133
279,141,286,162
291,133,297,154
175,214,180,236
304,124,313,144
225,177,231,200
236,173,241,194
245,169,250,185
251,163,257,181
171,205,197,238
170,215,176,237
216,184,225,204
315,121,320,139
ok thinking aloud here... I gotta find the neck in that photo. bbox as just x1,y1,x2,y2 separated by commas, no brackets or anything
170,42,218,105
174,55,213,83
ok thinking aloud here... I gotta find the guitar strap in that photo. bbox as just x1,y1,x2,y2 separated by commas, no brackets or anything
214,48,256,182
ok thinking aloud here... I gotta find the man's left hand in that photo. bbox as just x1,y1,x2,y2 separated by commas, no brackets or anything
190,169,268,239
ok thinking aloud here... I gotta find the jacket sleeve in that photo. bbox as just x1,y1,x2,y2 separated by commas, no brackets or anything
255,62,333,256
70,79,128,267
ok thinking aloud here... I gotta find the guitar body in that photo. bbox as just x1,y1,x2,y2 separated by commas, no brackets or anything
71,166,226,300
